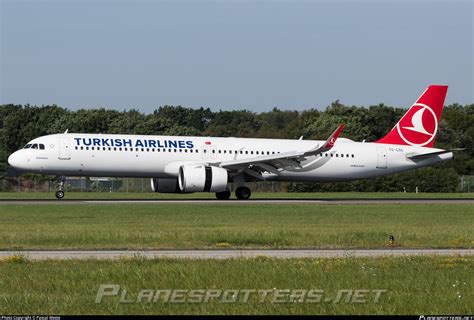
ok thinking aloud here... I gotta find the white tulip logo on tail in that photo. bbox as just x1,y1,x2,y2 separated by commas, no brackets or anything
396,103,438,147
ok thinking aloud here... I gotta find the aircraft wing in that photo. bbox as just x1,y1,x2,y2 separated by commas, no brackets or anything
406,148,465,160
212,124,344,177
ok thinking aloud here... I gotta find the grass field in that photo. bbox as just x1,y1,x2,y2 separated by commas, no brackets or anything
0,256,472,315
0,203,472,249
1,191,473,199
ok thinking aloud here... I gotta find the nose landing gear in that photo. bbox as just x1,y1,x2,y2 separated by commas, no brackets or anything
55,190,65,199
55,176,66,199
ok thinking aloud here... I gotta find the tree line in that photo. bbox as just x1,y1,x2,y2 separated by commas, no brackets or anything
1,102,472,192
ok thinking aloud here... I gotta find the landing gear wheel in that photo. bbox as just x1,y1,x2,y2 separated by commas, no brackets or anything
235,186,251,200
55,175,66,199
55,190,65,199
215,189,231,200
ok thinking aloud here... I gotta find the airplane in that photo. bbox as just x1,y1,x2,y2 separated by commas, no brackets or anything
7,85,460,200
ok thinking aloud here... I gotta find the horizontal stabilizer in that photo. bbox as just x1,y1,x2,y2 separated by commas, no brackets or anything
407,148,464,159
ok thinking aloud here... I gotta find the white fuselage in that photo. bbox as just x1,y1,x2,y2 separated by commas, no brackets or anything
8,133,452,182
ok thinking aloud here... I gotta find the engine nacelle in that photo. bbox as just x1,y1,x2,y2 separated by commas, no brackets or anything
150,178,180,193
178,164,228,192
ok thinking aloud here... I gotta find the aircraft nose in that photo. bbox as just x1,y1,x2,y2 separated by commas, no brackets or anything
8,151,22,168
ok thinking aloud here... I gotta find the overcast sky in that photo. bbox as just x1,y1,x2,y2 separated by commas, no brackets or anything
1,0,472,112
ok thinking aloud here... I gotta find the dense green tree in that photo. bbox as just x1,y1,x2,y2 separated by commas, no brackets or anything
204,110,261,137
1,102,472,192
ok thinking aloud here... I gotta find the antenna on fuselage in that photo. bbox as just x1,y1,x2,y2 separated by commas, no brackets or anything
64,129,69,134
299,136,303,140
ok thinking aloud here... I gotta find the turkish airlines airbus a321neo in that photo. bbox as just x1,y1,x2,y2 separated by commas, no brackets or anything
7,85,460,200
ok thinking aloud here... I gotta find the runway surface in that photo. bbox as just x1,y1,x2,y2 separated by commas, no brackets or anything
1,198,473,205
1,249,472,260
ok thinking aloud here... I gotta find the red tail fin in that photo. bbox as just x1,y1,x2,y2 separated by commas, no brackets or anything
376,85,448,148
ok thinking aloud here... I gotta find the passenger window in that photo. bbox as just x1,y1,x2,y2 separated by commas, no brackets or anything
352,154,354,158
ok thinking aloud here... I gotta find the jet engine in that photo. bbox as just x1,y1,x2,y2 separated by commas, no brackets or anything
178,164,228,192
150,178,180,193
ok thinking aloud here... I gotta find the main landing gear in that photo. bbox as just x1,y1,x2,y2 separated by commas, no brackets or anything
55,176,66,199
215,189,231,200
215,186,252,200
235,186,251,200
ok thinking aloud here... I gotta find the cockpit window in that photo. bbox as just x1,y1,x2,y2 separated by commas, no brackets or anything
23,143,46,150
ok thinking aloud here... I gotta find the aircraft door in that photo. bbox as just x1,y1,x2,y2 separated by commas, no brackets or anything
202,145,217,160
210,146,217,160
59,136,71,160
376,146,387,169
201,145,209,160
